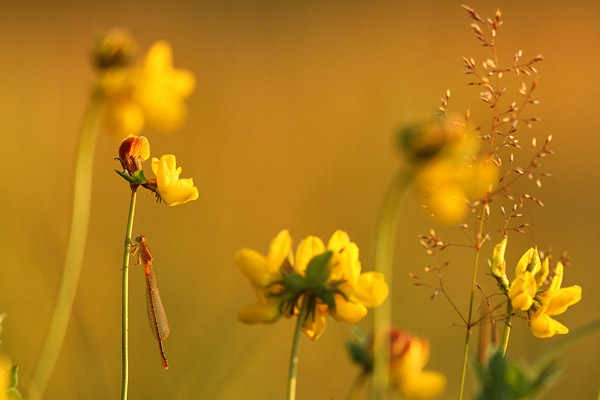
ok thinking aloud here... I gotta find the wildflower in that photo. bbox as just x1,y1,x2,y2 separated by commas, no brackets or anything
346,328,445,399
99,40,195,137
236,230,388,340
491,238,582,338
149,155,199,206
400,115,499,225
390,333,446,400
529,262,582,338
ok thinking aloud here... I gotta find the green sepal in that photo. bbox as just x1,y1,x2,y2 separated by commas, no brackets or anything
115,169,147,185
345,327,372,371
314,286,336,311
280,273,306,296
305,251,333,289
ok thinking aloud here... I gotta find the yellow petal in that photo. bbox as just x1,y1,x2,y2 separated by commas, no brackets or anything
295,236,325,276
235,249,279,287
548,261,564,292
103,99,145,138
327,230,350,253
392,338,446,399
267,230,292,271
152,155,199,206
333,295,367,323
515,247,540,276
544,285,582,316
354,272,389,308
302,305,328,340
331,242,360,284
508,271,536,312
237,302,280,324
426,184,469,226
491,237,509,288
535,257,550,288
529,312,569,338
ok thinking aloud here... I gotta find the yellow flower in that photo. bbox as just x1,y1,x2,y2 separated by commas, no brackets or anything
390,333,446,400
412,116,499,226
235,230,389,340
99,40,195,137
151,155,199,206
492,238,582,338
529,262,582,338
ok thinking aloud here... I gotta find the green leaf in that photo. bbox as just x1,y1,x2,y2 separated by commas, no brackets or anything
304,251,333,289
473,347,560,400
8,365,22,399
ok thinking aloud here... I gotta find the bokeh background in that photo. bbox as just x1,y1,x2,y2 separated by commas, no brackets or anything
1,0,599,399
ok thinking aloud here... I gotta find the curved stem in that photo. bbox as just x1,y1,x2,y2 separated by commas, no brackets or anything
371,170,413,400
121,187,138,400
287,296,309,400
29,92,103,400
500,302,513,355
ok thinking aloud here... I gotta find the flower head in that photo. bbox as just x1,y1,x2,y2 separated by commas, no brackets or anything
529,262,582,338
118,135,150,175
491,238,582,338
98,40,195,138
401,115,499,225
390,333,446,400
235,230,388,340
346,327,445,399
150,155,199,206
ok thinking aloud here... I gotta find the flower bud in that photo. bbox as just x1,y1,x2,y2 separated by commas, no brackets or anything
118,135,150,176
92,28,137,70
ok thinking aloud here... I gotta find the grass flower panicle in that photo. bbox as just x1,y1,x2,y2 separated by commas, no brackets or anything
236,230,388,340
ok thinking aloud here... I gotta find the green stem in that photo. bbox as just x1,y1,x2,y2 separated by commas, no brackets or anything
29,92,103,400
458,208,486,400
348,370,367,400
121,187,138,400
500,302,513,355
371,170,413,400
287,296,310,400
533,317,600,369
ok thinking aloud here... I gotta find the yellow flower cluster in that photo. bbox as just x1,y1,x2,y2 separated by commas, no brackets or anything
400,115,499,225
118,135,198,206
389,330,446,400
236,230,388,340
492,238,582,338
99,40,195,138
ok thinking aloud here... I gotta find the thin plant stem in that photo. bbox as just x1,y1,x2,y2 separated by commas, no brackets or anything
29,91,104,400
457,206,486,400
500,302,513,355
348,370,367,400
371,170,413,400
121,187,138,400
287,296,309,400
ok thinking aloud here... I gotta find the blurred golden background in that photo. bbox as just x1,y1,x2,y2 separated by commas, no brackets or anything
1,0,599,398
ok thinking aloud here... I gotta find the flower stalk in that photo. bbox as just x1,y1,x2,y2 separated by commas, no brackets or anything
287,296,309,400
121,186,138,400
500,302,513,355
29,91,104,400
371,170,413,400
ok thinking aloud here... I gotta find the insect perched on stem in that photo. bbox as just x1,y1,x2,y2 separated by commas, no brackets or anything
131,235,170,369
